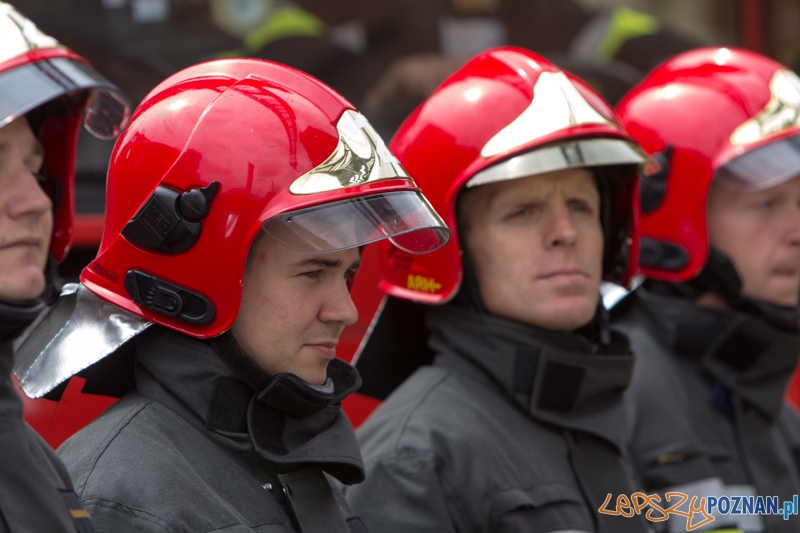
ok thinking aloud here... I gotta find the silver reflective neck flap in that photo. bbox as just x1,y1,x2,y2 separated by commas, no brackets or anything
13,283,151,398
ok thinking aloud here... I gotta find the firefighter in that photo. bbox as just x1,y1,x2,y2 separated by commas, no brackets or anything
344,46,652,532
0,2,129,531
614,47,800,532
14,57,449,532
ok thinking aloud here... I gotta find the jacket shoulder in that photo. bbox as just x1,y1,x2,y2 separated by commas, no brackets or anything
58,392,154,497
59,393,290,532
357,362,537,465
356,365,480,454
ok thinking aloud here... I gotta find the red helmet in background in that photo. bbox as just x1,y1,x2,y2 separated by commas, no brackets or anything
80,58,449,339
617,47,800,283
376,46,648,304
355,47,651,400
0,2,131,262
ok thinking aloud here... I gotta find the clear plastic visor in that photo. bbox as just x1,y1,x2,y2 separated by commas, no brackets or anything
715,135,800,191
262,191,451,254
0,57,131,139
467,138,651,188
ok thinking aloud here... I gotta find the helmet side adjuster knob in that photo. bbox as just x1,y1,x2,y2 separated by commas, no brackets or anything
121,182,220,254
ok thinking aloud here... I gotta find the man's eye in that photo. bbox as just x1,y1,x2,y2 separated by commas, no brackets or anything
345,269,358,283
506,206,533,219
759,199,779,209
569,201,591,213
301,270,322,279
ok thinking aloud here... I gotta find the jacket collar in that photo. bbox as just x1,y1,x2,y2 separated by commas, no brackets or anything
426,304,634,451
133,327,364,484
636,289,800,421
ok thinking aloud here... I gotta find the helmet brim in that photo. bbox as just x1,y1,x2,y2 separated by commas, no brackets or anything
0,57,131,139
466,137,653,188
715,134,800,192
262,190,451,255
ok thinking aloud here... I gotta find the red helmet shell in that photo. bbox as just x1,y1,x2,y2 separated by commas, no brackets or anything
81,58,434,338
617,47,800,282
378,46,643,303
0,3,130,261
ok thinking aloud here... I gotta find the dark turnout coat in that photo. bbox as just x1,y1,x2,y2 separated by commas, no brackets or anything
613,289,800,533
344,304,651,533
0,341,93,533
58,327,368,533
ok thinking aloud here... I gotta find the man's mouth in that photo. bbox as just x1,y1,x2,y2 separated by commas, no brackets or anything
306,342,338,359
538,268,588,281
1,236,43,250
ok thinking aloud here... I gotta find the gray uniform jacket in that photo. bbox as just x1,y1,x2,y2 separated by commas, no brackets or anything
58,327,369,533
345,304,651,533
0,341,93,533
613,289,800,533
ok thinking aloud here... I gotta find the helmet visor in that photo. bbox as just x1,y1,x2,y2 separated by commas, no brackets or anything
0,57,131,139
467,138,651,188
715,135,800,191
262,191,451,254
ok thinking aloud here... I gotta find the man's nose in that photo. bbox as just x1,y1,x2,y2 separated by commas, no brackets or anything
319,279,359,327
544,204,578,249
7,168,52,219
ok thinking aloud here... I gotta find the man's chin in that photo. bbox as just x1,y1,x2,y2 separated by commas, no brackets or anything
748,279,800,307
518,296,598,332
0,268,46,301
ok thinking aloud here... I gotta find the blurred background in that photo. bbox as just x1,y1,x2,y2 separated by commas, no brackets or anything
11,0,800,438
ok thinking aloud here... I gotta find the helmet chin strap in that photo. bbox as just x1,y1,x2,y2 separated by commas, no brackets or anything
648,248,800,332
452,245,488,315
0,254,61,342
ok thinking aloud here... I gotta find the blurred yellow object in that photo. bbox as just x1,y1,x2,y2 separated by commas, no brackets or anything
243,6,324,52
210,0,273,38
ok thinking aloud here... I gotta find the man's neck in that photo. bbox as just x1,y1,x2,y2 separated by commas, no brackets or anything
696,291,728,310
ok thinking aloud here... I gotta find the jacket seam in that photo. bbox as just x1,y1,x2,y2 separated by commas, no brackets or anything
73,399,153,496
83,496,173,532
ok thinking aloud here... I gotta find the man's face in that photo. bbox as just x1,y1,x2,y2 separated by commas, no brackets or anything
0,117,52,301
707,175,800,306
460,167,604,331
231,235,360,385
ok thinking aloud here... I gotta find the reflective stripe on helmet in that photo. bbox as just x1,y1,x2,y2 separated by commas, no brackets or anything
468,137,649,188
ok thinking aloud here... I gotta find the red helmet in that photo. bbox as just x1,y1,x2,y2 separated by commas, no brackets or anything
354,47,651,400
0,2,131,261
376,46,649,304
80,58,449,339
617,47,800,282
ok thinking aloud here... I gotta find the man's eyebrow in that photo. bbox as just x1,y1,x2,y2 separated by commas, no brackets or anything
294,257,343,269
293,257,362,270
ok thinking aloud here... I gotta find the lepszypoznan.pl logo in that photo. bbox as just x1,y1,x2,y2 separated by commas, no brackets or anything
599,492,799,531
